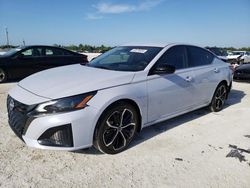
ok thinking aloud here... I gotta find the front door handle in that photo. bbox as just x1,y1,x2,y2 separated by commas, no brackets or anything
185,76,192,82
214,68,220,73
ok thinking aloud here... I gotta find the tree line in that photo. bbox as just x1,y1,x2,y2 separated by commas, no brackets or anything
0,44,113,53
0,44,250,53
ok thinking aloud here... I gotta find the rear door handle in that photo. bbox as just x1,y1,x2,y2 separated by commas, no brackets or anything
185,76,192,82
214,68,220,73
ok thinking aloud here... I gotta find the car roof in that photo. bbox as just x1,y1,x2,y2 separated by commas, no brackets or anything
20,45,68,49
120,43,205,48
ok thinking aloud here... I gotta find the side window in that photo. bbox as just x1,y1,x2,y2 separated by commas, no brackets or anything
45,48,53,56
21,48,43,57
63,50,73,56
156,46,187,69
187,46,214,67
45,48,65,56
21,49,32,56
52,48,64,56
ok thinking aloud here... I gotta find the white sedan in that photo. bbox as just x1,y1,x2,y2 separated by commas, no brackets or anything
7,44,232,154
227,51,250,64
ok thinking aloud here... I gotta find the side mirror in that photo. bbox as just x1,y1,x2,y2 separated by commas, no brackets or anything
153,64,176,74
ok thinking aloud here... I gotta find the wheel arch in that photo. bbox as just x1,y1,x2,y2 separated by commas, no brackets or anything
92,98,143,143
213,80,229,101
0,67,8,82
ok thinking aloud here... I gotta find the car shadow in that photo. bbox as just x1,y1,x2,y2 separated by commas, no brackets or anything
224,88,245,107
73,89,245,155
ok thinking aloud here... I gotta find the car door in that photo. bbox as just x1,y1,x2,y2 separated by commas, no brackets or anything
44,47,81,67
147,45,197,123
186,46,219,105
10,47,42,78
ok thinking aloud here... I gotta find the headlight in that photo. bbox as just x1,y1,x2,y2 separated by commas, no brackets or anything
32,91,97,115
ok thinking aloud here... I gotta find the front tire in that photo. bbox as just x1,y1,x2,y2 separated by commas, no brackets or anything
94,102,139,154
0,68,7,83
209,83,227,112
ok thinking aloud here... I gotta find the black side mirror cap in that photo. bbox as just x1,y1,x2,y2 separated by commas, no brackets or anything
153,64,176,74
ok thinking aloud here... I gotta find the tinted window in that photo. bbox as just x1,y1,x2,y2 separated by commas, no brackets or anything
52,48,64,56
21,48,43,57
187,46,214,67
44,48,69,56
155,46,187,69
45,48,53,56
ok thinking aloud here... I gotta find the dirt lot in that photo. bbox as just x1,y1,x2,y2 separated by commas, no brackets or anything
0,81,249,187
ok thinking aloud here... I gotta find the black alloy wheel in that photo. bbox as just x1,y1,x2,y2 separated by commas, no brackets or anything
209,83,227,112
94,102,139,154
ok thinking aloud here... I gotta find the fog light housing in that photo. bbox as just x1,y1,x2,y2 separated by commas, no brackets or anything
38,124,73,147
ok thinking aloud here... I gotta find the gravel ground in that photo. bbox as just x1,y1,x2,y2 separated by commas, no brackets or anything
0,81,250,188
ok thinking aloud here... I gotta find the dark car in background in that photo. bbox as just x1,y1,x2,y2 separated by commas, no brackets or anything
234,64,250,81
0,45,88,83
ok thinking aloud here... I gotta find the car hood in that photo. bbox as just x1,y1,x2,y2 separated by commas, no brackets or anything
18,64,135,99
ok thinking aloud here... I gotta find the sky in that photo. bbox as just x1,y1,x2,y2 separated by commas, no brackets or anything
0,0,250,48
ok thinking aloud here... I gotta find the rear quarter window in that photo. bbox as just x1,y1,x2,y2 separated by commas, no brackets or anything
187,46,214,67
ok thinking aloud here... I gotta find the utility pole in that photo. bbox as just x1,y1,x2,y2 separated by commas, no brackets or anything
5,27,9,48
22,39,26,46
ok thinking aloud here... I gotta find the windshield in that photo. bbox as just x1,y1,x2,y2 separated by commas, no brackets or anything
88,46,162,71
208,48,228,56
2,48,22,56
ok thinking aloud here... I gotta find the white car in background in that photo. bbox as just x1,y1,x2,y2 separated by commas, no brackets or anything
7,44,232,154
227,51,250,64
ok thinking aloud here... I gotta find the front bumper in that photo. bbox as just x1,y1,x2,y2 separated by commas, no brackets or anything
7,95,99,151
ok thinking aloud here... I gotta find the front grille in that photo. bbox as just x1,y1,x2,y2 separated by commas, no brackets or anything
7,96,35,141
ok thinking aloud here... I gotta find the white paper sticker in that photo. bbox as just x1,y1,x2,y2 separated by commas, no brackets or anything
130,49,147,53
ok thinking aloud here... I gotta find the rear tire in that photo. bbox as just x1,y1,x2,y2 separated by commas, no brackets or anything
209,83,227,112
0,68,7,83
93,102,139,154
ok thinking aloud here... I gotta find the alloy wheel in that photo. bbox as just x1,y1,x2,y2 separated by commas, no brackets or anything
214,85,227,110
102,108,136,151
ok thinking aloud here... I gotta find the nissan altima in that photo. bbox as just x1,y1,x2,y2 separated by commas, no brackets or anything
7,44,232,154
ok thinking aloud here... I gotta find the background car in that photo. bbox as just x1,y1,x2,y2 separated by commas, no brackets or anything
227,51,250,64
233,64,250,81
0,45,88,83
7,44,232,154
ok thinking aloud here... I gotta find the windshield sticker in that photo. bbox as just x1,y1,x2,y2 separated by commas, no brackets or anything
130,49,147,53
